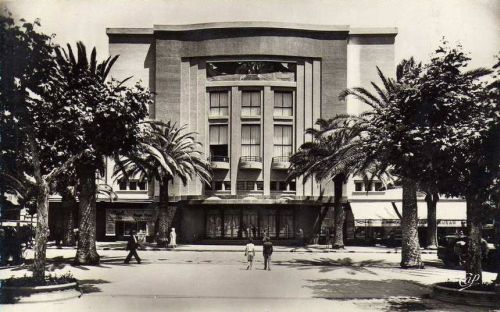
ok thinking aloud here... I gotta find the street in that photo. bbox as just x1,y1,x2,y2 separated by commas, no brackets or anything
0,246,497,311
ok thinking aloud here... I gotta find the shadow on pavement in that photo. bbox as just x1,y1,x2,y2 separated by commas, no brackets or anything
2,256,77,272
78,279,110,294
275,257,389,274
305,278,429,300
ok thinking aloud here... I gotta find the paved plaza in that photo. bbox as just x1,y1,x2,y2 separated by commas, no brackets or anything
0,245,498,312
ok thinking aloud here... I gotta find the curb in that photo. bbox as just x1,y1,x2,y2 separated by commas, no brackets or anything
95,247,437,254
46,246,437,254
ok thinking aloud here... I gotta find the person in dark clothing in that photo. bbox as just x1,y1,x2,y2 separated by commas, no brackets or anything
263,237,273,271
124,230,141,264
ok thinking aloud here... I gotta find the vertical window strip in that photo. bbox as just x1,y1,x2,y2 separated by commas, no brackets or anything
210,91,229,116
273,125,293,157
274,91,293,116
241,125,260,157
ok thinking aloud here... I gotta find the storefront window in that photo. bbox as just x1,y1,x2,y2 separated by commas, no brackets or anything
107,208,154,237
224,210,240,238
261,209,277,238
279,210,294,238
242,211,258,238
206,210,222,238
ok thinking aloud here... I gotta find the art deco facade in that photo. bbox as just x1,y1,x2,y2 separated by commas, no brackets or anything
47,22,466,244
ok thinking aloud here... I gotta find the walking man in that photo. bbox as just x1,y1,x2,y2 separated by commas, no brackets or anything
124,230,141,264
263,237,273,271
244,239,255,270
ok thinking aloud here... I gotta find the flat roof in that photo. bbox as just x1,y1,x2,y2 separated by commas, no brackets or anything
107,21,397,36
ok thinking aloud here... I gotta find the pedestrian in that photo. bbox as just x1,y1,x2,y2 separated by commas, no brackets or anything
0,228,6,266
262,229,268,242
297,228,304,247
54,225,62,248
124,230,141,264
244,239,255,270
169,228,177,248
313,233,319,245
263,237,273,271
73,228,79,246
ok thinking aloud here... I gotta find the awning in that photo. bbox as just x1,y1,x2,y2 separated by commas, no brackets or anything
350,200,466,227
350,202,400,227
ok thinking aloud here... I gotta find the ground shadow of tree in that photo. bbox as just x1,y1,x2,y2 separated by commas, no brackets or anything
78,279,110,294
275,257,389,274
305,278,429,300
5,256,82,272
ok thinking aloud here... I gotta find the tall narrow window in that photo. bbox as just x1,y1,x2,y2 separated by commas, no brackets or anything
241,125,261,159
209,125,228,161
209,91,229,116
241,90,261,116
273,125,293,158
274,91,293,116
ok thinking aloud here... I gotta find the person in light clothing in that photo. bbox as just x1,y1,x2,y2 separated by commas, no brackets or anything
244,239,255,270
169,228,177,248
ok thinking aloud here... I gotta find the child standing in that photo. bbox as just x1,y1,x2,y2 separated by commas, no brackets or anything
244,239,255,270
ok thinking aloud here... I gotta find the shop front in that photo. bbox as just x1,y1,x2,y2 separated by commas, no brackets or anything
105,207,155,241
205,206,295,239
348,200,467,246
178,199,322,244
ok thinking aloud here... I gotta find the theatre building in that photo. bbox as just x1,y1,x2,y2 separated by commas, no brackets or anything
48,22,466,244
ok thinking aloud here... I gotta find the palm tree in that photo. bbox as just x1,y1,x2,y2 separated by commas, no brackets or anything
289,116,375,248
114,121,211,246
337,60,425,268
54,41,120,264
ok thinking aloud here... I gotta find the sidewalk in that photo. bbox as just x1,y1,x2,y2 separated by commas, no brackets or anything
46,242,438,254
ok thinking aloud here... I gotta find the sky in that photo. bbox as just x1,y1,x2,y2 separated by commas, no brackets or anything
2,0,499,69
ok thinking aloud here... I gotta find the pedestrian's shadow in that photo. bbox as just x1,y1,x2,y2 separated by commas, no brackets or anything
290,246,314,253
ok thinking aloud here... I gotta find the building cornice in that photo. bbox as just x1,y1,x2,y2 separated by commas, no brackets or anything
106,22,397,37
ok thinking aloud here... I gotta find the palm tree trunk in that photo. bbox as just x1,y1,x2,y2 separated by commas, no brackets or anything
61,191,76,246
426,192,439,249
400,177,423,268
74,164,100,265
311,206,330,242
157,179,169,247
33,182,49,280
465,196,482,284
494,211,500,293
332,174,345,249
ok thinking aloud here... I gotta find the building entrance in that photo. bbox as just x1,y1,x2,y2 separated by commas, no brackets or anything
204,206,295,239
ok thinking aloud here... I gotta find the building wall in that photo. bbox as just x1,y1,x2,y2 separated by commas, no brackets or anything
107,24,397,201
122,26,352,197
102,23,400,243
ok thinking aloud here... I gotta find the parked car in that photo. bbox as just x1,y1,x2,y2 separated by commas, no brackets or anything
437,234,498,270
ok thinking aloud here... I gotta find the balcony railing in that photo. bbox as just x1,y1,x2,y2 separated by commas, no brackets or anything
272,156,290,163
210,156,230,163
239,156,262,169
271,156,290,170
240,156,262,162
209,155,230,170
